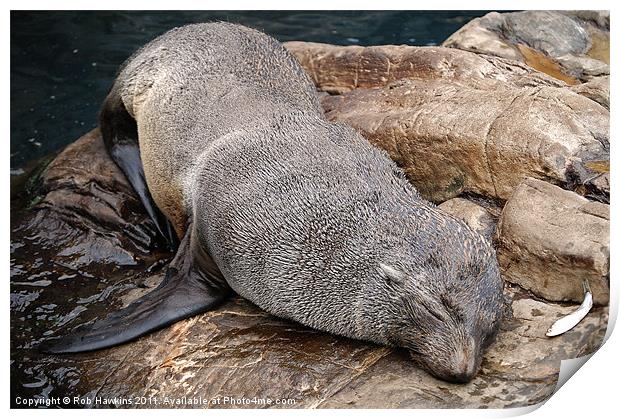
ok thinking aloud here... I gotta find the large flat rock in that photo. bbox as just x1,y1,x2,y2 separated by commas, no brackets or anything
11,130,608,409
496,177,610,305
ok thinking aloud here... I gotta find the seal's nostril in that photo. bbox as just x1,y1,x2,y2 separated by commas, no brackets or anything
432,365,477,384
447,371,476,384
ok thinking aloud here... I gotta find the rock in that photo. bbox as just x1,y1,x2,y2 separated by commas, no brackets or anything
284,42,565,94
318,286,607,408
11,131,608,409
496,177,609,305
564,10,610,29
284,41,609,203
320,78,609,203
569,75,609,109
11,256,608,408
442,11,609,84
582,172,610,204
11,129,167,269
438,198,496,241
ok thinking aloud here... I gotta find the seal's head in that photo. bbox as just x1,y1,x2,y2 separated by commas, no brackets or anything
359,205,504,383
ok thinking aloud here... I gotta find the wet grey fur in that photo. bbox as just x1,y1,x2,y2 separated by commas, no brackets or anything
114,22,504,383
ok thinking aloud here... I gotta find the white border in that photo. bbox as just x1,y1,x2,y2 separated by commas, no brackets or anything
4,1,617,418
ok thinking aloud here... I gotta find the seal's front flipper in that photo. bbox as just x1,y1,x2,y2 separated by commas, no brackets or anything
100,91,177,250
40,226,230,353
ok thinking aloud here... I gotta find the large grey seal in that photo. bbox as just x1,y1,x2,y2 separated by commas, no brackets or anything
42,22,504,383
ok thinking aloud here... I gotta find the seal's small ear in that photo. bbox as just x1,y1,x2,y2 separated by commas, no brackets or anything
379,263,406,284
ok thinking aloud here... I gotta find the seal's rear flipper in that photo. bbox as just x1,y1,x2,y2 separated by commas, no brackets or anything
40,226,230,353
100,90,177,250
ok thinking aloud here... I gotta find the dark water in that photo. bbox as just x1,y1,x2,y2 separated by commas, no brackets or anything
10,10,487,171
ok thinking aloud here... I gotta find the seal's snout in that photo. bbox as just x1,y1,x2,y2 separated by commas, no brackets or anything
432,354,478,384
443,358,478,383
444,338,479,383
417,337,480,384
411,351,478,383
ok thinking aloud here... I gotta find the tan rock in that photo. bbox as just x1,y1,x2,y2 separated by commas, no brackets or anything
284,41,564,94
442,11,609,84
438,198,496,242
319,287,607,408
11,261,607,408
569,75,609,109
283,41,609,203
321,78,609,203
496,178,609,305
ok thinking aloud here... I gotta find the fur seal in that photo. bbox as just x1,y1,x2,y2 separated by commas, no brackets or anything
42,22,504,383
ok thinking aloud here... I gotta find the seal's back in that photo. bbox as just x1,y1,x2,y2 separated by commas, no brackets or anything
113,22,324,233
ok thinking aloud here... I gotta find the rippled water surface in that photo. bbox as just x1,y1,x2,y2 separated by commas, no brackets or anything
10,10,487,171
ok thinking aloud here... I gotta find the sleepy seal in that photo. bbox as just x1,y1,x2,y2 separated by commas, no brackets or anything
42,22,504,383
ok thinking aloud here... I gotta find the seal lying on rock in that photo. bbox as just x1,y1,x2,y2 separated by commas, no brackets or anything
42,22,504,383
